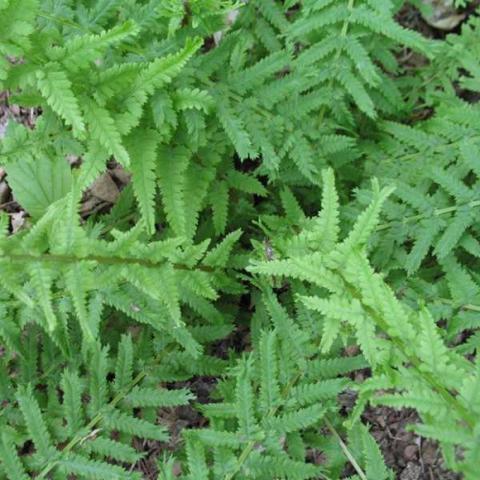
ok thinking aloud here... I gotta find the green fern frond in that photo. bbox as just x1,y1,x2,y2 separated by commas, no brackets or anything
267,404,326,433
82,100,130,166
36,67,85,136
125,129,159,235
157,146,189,237
258,330,280,413
17,385,55,460
210,181,229,235
61,369,85,436
0,431,29,480
29,263,57,332
114,334,134,392
124,386,194,407
58,20,139,72
203,230,242,267
102,409,169,442
184,436,209,480
82,436,143,464
235,356,258,438
57,453,139,480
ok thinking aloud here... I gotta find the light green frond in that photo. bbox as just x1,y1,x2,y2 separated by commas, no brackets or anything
61,369,84,436
210,181,229,235
157,146,189,237
29,263,57,331
126,129,159,235
317,168,340,249
36,68,84,136
65,263,95,343
0,432,29,480
57,453,137,480
136,37,203,95
235,356,257,439
114,334,134,392
267,404,325,433
102,409,169,442
59,21,139,72
82,100,130,166
124,386,194,407
341,180,394,251
185,436,209,480
17,385,54,460
203,230,242,268
82,436,142,464
258,330,280,414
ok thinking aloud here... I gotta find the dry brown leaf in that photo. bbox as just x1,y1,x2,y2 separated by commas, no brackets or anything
10,211,26,233
421,0,465,30
90,173,120,203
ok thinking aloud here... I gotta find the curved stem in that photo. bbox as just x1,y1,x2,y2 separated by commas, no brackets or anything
376,199,480,231
342,279,476,429
325,418,367,480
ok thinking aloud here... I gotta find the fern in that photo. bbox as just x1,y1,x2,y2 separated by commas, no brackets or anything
0,336,202,478
125,129,159,235
250,169,480,477
1,1,480,479
183,325,368,479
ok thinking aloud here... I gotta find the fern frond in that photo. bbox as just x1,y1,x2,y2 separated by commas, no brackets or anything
126,129,159,235
82,436,142,464
36,67,85,136
341,179,394,251
102,409,169,441
88,346,109,415
258,330,280,414
203,229,242,268
17,385,55,460
216,98,253,160
65,263,95,343
316,168,340,251
82,100,130,166
246,453,322,479
267,404,325,433
287,379,349,407
61,369,84,436
0,432,29,480
58,453,138,480
124,386,194,407
29,263,57,331
235,356,258,439
210,181,229,235
157,146,189,237
58,21,139,72
136,37,203,95
114,334,134,392
184,435,209,480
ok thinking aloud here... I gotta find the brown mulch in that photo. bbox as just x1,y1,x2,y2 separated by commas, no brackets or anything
363,407,461,480
0,90,38,131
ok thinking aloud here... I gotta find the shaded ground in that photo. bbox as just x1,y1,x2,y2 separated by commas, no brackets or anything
363,407,461,480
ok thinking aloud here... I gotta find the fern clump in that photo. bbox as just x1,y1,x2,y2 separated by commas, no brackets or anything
1,1,480,479
251,169,480,476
